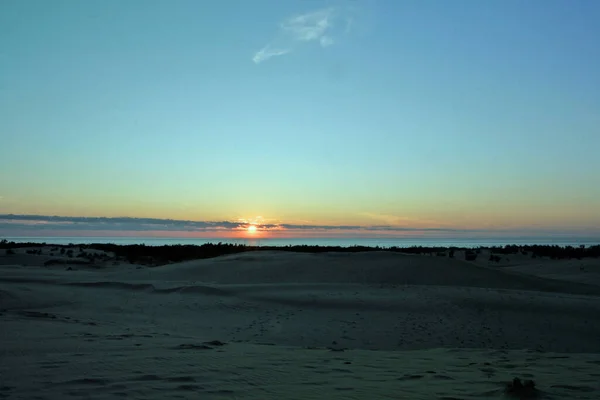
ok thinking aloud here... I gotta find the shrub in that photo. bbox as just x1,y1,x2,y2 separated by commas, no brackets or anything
465,251,477,261
505,377,537,398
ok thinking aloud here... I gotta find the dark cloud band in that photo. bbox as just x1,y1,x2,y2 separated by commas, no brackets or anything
0,214,472,233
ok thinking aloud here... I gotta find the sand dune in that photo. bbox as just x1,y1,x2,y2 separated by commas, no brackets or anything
105,251,600,295
1,249,599,399
505,258,600,287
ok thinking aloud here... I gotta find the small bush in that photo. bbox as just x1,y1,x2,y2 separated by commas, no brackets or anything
6,248,15,255
505,377,537,398
465,251,477,261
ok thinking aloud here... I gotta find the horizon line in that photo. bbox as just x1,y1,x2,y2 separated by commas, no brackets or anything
0,214,599,239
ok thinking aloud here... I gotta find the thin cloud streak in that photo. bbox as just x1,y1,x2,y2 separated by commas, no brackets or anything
252,7,348,64
0,214,470,233
252,46,291,64
280,8,333,42
0,214,594,238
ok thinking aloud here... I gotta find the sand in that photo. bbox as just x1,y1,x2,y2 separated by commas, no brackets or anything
1,247,600,399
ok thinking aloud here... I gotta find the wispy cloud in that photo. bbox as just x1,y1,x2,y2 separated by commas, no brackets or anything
281,8,334,42
0,214,471,234
252,47,291,64
0,214,588,239
253,7,349,64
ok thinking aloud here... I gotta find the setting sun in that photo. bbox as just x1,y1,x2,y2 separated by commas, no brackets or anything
247,225,257,234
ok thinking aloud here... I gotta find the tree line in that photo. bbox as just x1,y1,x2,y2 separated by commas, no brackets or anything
2,239,599,264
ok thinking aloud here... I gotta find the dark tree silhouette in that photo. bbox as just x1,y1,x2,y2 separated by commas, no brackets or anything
1,240,598,264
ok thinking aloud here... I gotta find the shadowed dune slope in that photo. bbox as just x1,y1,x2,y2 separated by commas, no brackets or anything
131,251,600,295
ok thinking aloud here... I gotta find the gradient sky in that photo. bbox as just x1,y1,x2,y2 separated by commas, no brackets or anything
1,0,599,238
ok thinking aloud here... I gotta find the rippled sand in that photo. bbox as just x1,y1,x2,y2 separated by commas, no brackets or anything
1,249,599,399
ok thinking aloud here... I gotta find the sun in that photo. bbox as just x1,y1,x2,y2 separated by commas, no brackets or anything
247,225,257,234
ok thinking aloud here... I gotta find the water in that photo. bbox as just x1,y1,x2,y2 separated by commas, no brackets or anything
5,236,599,248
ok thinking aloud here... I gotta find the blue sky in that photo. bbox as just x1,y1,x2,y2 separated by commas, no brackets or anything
1,0,599,238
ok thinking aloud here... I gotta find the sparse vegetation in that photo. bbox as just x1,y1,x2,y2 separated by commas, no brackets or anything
505,377,537,398
1,240,599,265
44,259,91,267
489,254,502,263
488,244,597,260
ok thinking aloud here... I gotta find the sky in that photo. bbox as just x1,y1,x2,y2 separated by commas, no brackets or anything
1,0,599,239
